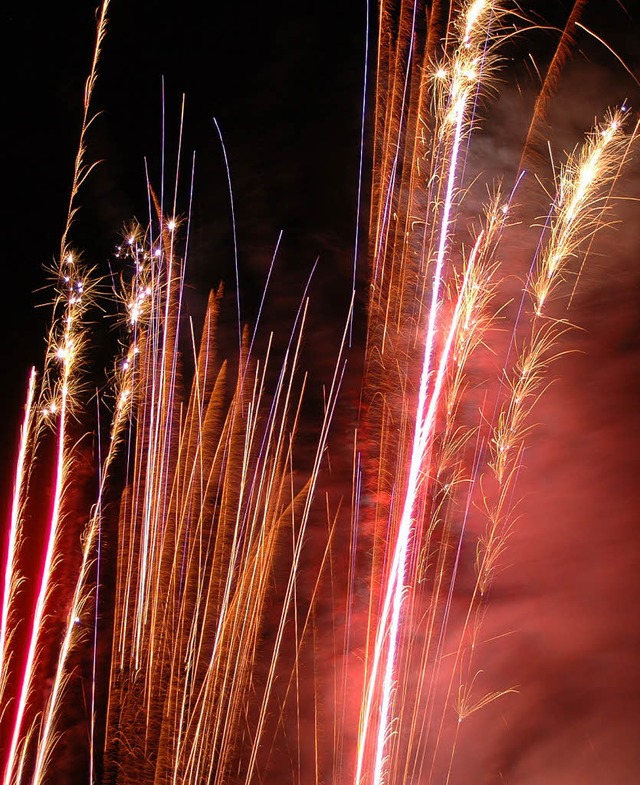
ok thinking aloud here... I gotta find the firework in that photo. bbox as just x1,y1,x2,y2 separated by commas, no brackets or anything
355,2,638,784
1,1,638,784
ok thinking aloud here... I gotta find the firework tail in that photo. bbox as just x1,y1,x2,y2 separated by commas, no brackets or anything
355,2,637,784
0,368,37,715
428,108,639,785
0,4,109,781
2,255,95,785
356,2,505,782
29,328,138,785
98,206,352,784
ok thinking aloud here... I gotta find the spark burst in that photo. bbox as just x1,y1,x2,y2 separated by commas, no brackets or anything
1,1,638,784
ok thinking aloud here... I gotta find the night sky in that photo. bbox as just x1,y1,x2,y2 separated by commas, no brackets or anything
2,2,638,451
1,0,367,426
1,1,639,782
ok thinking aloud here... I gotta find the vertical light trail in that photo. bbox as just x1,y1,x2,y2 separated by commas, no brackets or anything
90,393,103,785
355,239,483,785
243,296,353,785
0,369,37,709
3,265,77,785
370,238,483,785
133,237,160,671
356,3,498,782
2,3,108,776
31,357,135,785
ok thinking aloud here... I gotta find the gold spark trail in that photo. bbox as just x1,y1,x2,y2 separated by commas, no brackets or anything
0,369,37,714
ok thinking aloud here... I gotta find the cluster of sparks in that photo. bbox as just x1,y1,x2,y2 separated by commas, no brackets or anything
0,1,637,784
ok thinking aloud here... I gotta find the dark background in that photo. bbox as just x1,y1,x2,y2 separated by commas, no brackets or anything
0,0,371,498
